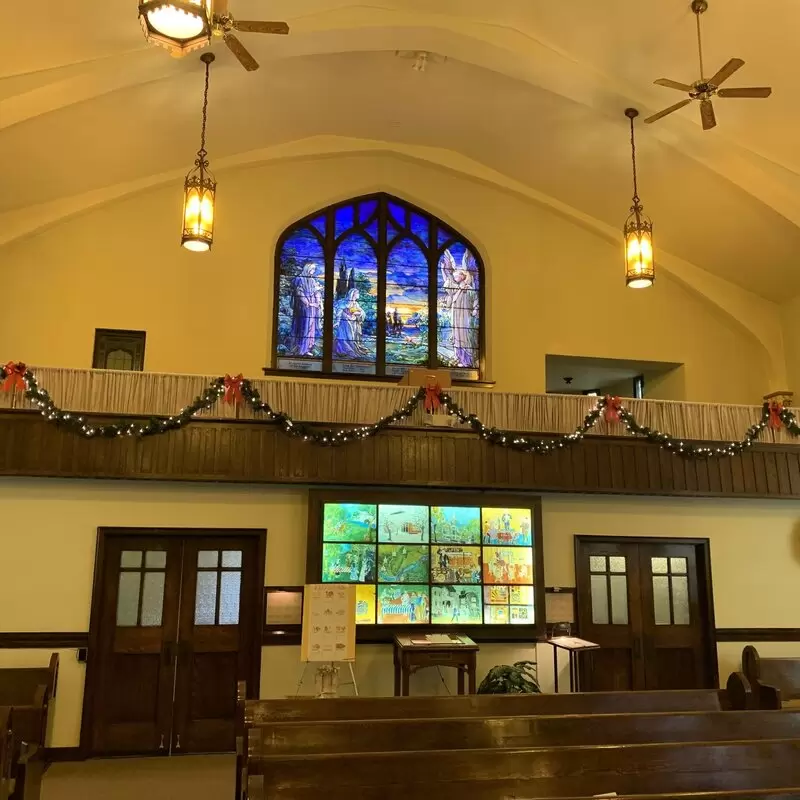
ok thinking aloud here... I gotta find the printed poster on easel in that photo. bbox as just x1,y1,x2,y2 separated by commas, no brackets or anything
300,584,356,663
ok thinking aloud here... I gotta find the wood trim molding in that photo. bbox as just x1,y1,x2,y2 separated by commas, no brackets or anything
715,628,800,642
45,747,84,763
4,412,800,498
0,632,88,649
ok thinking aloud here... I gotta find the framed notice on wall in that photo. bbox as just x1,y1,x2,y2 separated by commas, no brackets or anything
300,584,357,662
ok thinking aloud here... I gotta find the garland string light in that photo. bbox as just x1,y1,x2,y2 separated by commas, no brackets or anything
1,362,797,459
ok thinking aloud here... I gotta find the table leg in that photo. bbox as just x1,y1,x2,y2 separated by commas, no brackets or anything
457,666,465,696
401,656,410,697
568,652,575,693
468,656,476,694
553,645,559,693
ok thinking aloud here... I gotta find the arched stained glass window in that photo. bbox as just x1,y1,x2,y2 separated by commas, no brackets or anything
273,194,484,381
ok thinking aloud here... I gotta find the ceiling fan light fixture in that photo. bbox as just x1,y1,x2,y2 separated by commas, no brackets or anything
623,109,655,289
181,53,217,253
139,0,212,56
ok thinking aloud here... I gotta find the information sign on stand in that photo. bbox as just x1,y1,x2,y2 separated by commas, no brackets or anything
300,584,356,663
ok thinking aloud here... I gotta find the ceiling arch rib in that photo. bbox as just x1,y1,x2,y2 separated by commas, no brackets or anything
5,2,799,238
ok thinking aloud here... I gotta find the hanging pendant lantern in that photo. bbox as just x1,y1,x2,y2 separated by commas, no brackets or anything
623,108,654,289
138,1,212,57
182,53,217,252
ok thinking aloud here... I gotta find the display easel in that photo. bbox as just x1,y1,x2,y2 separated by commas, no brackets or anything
298,584,358,698
294,660,359,697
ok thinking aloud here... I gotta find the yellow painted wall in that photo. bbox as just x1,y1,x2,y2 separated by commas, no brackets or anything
782,293,800,396
0,154,773,403
1,478,799,747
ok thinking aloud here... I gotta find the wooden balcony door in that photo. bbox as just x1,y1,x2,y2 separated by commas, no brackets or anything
575,536,717,691
83,529,264,756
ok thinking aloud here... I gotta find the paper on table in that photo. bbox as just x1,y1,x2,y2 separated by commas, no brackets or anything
549,636,599,649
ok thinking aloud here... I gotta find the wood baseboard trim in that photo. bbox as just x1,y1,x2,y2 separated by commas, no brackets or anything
715,628,800,642
45,747,84,763
0,632,88,649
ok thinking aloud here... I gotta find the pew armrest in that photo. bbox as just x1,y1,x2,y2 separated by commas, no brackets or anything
726,671,755,710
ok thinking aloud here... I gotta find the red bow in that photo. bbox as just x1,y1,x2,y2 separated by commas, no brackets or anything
424,382,441,413
223,374,244,405
768,401,784,430
2,361,27,393
604,395,622,423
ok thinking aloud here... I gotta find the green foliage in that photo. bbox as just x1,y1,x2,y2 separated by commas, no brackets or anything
477,660,540,695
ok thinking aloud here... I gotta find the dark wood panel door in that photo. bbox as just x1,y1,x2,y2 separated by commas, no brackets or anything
575,539,644,690
172,536,260,754
85,529,264,757
89,535,182,754
576,537,715,692
638,542,708,690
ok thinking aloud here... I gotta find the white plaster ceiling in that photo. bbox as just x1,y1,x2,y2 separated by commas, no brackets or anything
4,0,800,300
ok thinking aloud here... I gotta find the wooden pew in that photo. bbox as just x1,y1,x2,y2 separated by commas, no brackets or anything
245,739,800,800
248,709,800,756
0,655,58,800
243,687,722,724
743,645,800,710
0,709,14,800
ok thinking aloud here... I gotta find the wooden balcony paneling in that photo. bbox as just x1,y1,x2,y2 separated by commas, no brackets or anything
2,411,800,498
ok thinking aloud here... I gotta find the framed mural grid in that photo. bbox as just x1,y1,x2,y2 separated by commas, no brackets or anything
306,488,545,644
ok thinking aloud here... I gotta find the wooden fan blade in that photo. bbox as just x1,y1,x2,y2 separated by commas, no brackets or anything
700,99,716,130
708,58,745,87
643,99,691,124
717,87,772,98
234,20,290,34
224,33,259,71
654,78,694,92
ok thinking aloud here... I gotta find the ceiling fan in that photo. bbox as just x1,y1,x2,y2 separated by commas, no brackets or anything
644,0,771,131
210,0,289,71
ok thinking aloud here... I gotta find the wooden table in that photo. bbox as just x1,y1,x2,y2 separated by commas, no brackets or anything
393,635,479,696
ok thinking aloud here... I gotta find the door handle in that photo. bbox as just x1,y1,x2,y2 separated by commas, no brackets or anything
175,733,182,750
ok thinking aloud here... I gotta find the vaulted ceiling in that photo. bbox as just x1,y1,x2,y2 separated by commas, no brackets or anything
5,0,799,300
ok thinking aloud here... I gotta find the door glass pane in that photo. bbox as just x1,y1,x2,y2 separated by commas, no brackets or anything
145,550,167,569
140,572,165,626
589,555,606,572
672,576,690,624
590,574,609,624
651,557,668,574
610,575,629,624
222,550,243,568
116,572,141,626
194,572,218,625
198,550,219,568
609,556,626,573
652,575,671,625
120,550,142,568
670,557,687,574
219,571,241,625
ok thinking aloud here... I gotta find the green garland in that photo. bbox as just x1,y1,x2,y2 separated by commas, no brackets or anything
1,362,798,459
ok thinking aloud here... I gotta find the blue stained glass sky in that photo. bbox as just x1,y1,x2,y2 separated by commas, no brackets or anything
336,235,378,296
386,239,428,313
335,204,356,239
388,201,406,228
410,213,429,246
281,228,325,271
359,200,378,224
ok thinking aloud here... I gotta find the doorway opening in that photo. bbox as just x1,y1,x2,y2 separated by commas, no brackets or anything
575,535,717,691
82,528,266,757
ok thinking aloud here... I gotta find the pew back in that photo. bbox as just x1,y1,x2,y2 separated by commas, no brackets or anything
247,739,800,800
0,708,13,800
248,709,800,756
244,688,722,724
0,655,58,751
744,646,800,704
